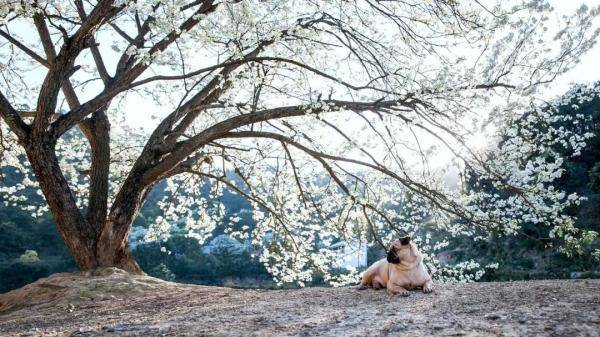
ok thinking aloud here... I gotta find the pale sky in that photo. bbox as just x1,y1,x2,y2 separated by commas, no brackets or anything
543,1,600,97
463,0,600,150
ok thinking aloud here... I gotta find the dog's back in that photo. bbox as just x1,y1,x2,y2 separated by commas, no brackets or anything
357,258,388,289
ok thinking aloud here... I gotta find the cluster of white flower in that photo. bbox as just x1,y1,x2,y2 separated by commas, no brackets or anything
463,83,599,257
0,0,40,24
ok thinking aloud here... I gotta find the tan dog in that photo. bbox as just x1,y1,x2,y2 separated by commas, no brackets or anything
357,236,433,296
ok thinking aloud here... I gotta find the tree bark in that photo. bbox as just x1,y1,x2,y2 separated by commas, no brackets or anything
80,111,111,229
24,138,98,269
96,173,147,274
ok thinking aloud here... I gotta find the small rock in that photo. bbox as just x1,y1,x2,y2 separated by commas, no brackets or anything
432,323,448,330
385,324,407,333
105,323,127,332
484,313,502,320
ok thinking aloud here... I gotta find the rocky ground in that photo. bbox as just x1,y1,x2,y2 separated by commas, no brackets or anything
0,268,598,336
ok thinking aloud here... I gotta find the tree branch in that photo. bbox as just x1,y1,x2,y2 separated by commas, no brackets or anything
140,99,402,184
0,91,29,140
75,0,111,84
32,0,121,136
0,29,50,67
52,1,217,138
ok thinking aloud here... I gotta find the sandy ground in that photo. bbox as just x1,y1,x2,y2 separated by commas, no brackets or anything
0,268,598,336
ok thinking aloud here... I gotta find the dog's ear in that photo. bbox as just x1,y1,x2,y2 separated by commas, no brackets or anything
400,236,411,245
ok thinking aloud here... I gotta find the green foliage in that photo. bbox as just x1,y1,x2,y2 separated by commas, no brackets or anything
0,261,50,293
454,84,600,279
132,235,272,287
589,163,600,192
149,263,176,281
0,193,77,292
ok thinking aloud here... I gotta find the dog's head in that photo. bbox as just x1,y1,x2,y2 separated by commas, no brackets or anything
386,236,414,264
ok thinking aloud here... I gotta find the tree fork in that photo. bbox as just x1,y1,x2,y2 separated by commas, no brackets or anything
24,133,143,274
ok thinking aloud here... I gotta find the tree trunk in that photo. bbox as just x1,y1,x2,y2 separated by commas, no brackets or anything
80,111,111,230
25,139,98,269
96,174,148,274
95,234,142,273
24,138,143,274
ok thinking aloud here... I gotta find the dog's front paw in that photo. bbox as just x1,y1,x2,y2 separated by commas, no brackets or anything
422,281,433,294
356,284,369,291
399,289,410,297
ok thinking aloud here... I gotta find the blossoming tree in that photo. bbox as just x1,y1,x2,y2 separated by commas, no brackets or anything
0,0,598,284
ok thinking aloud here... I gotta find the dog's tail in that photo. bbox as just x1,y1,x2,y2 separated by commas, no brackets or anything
355,275,368,290
355,269,374,290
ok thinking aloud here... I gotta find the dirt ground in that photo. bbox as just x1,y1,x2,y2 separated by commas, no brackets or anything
0,268,598,337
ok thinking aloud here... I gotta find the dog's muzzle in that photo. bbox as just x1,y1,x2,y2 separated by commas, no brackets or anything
387,249,400,264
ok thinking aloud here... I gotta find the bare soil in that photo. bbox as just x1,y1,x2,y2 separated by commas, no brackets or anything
0,268,598,336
